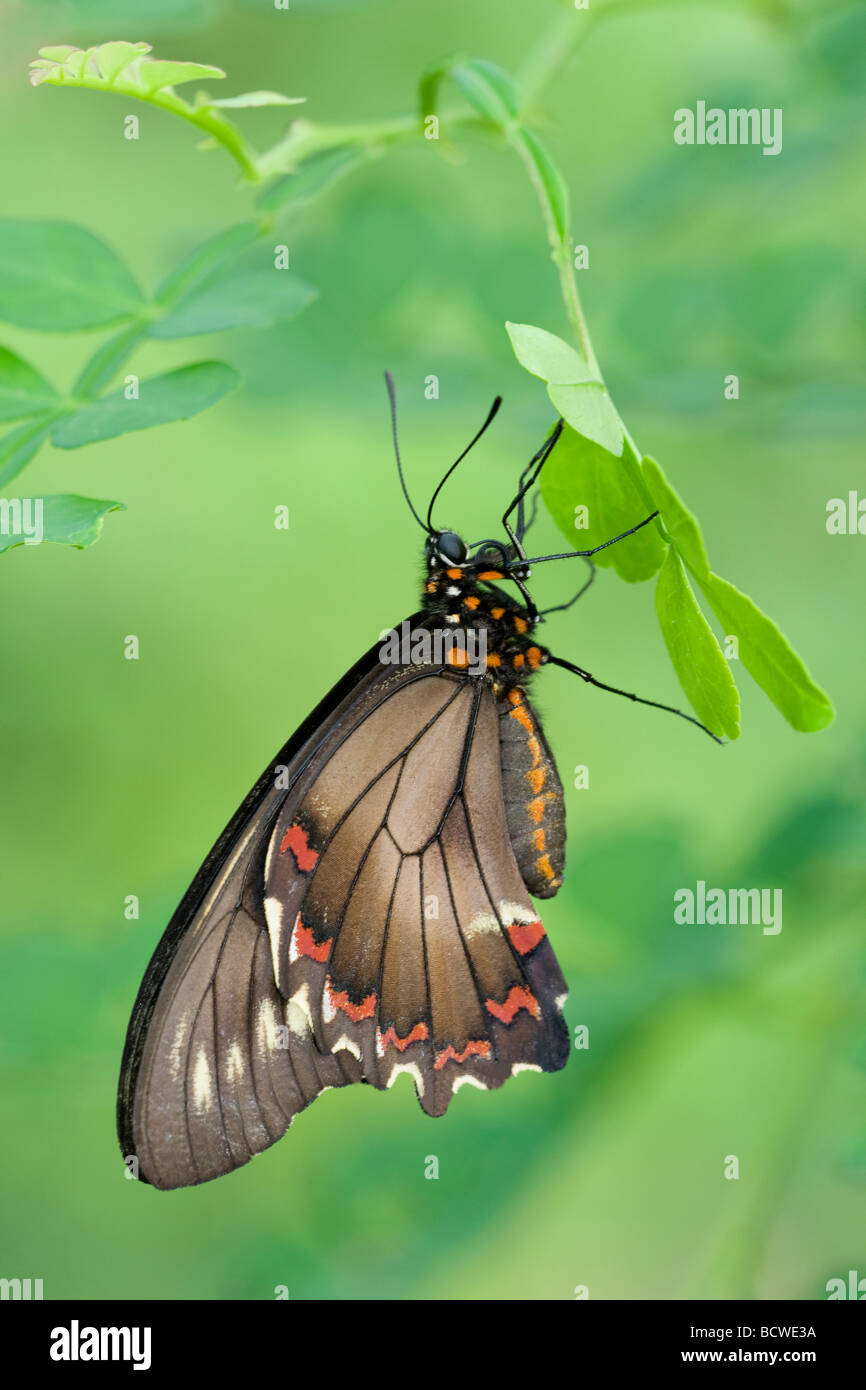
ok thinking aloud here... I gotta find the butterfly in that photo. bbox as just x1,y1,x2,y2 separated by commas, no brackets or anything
117,377,719,1189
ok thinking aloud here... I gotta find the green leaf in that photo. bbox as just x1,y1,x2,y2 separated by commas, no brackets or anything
641,455,711,582
0,494,125,554
154,222,260,305
540,425,666,584
150,269,317,338
655,549,740,740
256,146,368,214
449,58,520,126
133,60,225,93
548,382,625,457
0,221,144,331
90,41,151,85
0,416,61,487
36,45,80,63
510,126,570,244
202,90,305,109
28,44,224,99
506,321,597,385
697,572,834,733
0,348,61,421
505,321,621,454
52,362,239,448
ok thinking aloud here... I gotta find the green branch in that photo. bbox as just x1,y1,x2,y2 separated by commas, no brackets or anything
28,42,304,183
13,8,836,747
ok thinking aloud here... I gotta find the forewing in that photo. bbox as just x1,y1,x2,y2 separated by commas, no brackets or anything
126,824,361,1190
117,629,423,1190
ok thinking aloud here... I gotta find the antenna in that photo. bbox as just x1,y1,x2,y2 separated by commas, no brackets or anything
426,395,503,532
384,371,428,533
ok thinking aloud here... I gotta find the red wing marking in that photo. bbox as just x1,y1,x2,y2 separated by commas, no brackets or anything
377,1022,429,1055
507,919,545,955
292,915,332,962
279,823,319,871
486,985,541,1024
434,1039,491,1070
326,978,377,1022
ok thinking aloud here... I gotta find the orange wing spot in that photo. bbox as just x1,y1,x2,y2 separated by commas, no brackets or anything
507,688,522,707
527,796,546,824
292,916,332,962
507,919,546,955
513,615,528,634
477,570,503,581
536,853,556,882
512,653,525,669
446,568,463,580
527,767,546,794
280,823,318,871
326,980,376,1022
532,828,546,852
490,606,505,620
379,1021,428,1053
464,595,481,610
486,985,541,1024
434,1039,491,1070
527,646,543,670
425,580,437,593
486,653,501,668
447,649,470,668
508,695,534,734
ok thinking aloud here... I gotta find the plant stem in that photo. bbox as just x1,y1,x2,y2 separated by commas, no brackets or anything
518,0,597,107
256,115,422,180
513,4,651,466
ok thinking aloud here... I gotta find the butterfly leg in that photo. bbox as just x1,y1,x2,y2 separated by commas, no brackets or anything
502,419,564,549
539,559,596,617
548,653,724,742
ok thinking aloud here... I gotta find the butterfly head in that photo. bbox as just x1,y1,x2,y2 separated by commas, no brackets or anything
426,529,468,571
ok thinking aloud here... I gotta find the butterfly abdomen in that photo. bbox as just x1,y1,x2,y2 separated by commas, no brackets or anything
498,688,565,899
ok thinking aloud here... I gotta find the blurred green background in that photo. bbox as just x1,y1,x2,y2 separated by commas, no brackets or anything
1,0,865,1300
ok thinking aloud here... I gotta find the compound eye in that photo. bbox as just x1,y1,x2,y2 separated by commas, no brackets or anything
435,530,467,565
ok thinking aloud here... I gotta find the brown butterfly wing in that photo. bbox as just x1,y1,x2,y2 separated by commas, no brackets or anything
121,653,569,1189
118,635,406,1190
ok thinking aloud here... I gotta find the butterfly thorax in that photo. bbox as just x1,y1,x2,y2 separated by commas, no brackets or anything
422,551,549,693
